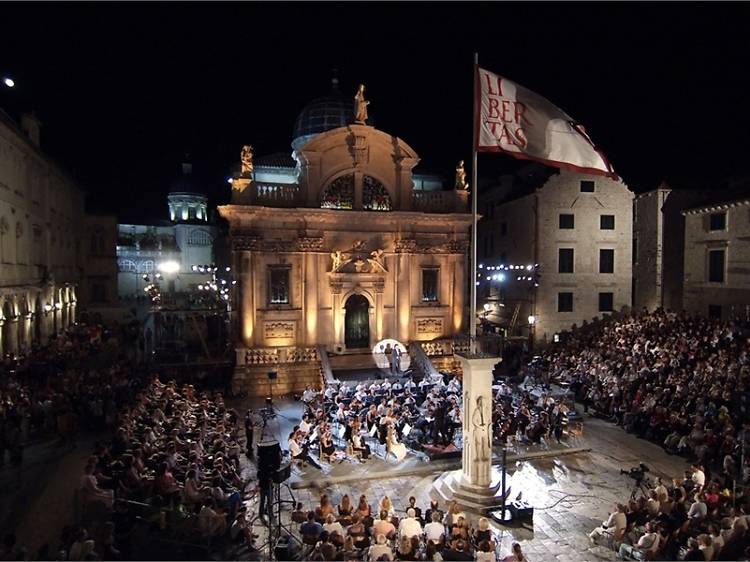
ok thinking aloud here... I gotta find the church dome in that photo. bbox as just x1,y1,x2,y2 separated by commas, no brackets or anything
292,77,355,151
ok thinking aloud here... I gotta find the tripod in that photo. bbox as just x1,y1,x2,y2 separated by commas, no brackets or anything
263,374,296,423
254,478,302,560
629,478,651,501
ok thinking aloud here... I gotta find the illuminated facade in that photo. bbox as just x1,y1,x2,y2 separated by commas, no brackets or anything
116,163,219,299
0,111,82,357
219,83,473,354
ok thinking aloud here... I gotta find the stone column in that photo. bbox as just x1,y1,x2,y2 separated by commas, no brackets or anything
240,251,254,347
304,252,318,345
453,253,466,333
433,353,504,512
397,253,411,342
374,278,385,341
331,281,343,349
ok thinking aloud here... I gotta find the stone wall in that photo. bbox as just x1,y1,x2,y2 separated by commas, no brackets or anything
232,362,323,397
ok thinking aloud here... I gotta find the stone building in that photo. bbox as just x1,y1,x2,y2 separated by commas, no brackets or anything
116,163,220,301
478,166,633,344
633,185,707,312
682,186,750,320
0,111,83,357
219,83,473,392
79,213,121,323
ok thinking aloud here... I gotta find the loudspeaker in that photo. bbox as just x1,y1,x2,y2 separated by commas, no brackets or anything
273,462,291,484
268,370,278,380
509,500,534,521
257,439,281,474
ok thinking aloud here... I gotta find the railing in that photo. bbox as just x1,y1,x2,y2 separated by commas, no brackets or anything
317,344,340,386
411,190,468,213
418,336,472,357
244,345,318,365
254,182,303,207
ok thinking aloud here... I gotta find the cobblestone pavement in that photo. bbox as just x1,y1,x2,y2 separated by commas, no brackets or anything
244,414,690,562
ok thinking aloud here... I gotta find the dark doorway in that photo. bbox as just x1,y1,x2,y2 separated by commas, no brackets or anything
345,294,370,349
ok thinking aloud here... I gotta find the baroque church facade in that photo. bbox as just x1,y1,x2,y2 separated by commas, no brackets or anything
219,81,473,355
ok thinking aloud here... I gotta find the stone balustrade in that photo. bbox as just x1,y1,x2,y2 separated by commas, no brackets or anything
254,182,303,207
411,189,468,213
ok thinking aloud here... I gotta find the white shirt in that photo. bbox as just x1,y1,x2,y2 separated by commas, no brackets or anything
605,511,627,533
399,517,422,539
368,544,393,562
688,500,707,519
299,419,311,434
323,521,345,537
637,532,660,553
288,438,302,457
692,469,706,488
424,521,445,541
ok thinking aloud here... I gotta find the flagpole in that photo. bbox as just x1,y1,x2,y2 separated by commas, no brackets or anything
470,51,479,354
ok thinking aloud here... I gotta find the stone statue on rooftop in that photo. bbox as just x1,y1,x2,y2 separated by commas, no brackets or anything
240,145,254,177
354,84,370,124
455,160,469,191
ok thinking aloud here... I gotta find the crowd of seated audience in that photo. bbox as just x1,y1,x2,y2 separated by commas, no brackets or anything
530,309,750,483
589,465,749,560
294,495,527,561
0,324,132,468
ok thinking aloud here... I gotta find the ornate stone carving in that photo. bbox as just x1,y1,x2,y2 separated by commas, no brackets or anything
416,317,443,335
418,238,470,254
295,236,324,252
240,145,254,178
330,280,343,294
350,134,369,166
354,84,370,124
264,321,295,340
232,233,263,251
455,160,469,191
329,240,387,273
394,238,417,253
373,278,385,294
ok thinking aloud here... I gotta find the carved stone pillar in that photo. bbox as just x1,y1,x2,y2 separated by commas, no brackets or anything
433,353,505,512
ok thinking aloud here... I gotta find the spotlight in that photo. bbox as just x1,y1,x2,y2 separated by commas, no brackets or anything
2,77,14,88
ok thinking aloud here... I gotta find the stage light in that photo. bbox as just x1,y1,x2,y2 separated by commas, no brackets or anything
226,177,233,184
158,260,180,274
528,315,536,325
3,77,14,88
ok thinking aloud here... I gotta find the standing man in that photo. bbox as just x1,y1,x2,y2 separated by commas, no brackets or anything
244,409,256,458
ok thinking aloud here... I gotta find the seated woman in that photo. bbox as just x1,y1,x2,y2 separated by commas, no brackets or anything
198,498,227,539
396,535,417,561
378,496,395,519
449,515,470,543
183,469,206,507
320,429,336,462
386,425,407,462
347,513,370,550
338,494,353,520
472,517,495,550
154,462,182,505
356,495,372,521
316,494,335,521
351,431,371,460
80,463,115,510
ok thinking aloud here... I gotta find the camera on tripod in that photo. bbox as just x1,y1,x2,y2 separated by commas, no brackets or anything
620,462,650,483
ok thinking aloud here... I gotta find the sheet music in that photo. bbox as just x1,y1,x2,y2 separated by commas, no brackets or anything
338,425,346,439
369,424,377,437
402,423,412,437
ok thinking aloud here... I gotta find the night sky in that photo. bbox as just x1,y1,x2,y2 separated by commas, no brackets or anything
1,3,749,222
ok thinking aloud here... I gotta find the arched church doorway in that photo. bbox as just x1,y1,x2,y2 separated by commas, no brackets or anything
344,294,370,349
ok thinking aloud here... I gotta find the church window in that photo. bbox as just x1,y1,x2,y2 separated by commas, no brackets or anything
363,175,392,211
320,174,354,209
188,229,212,246
118,259,137,272
268,266,290,305
422,268,439,302
139,260,155,273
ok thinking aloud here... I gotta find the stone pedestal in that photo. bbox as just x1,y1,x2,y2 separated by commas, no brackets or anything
433,353,506,512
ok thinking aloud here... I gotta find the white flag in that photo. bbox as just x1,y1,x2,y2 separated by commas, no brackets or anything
476,66,616,177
